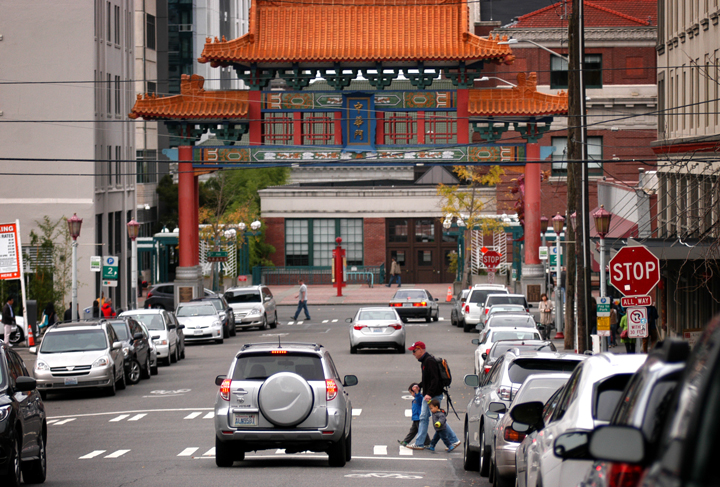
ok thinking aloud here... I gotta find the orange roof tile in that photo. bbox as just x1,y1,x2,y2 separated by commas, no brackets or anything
128,74,249,120
199,0,514,66
512,0,656,28
468,73,568,117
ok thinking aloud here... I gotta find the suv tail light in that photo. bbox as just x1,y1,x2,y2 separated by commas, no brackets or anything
484,307,488,314
389,303,402,307
219,378,232,401
503,426,526,443
388,324,402,330
326,379,338,401
497,386,512,401
464,304,470,313
353,325,366,330
608,463,644,487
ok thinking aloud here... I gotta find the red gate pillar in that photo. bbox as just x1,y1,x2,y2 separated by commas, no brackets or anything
524,143,541,266
248,91,262,146
176,145,203,301
456,89,469,144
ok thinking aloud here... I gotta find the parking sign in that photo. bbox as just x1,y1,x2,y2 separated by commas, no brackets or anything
102,256,119,287
627,307,648,338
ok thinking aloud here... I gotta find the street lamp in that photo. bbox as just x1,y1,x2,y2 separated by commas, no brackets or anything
569,211,577,232
499,38,569,62
443,215,466,284
67,213,83,321
478,76,517,88
540,216,549,293
551,213,565,340
127,219,140,310
237,221,263,277
593,205,613,351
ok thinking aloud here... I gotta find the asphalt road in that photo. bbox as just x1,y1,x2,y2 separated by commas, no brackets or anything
21,303,491,486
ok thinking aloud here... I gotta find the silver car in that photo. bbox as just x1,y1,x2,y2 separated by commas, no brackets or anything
30,321,126,398
136,321,159,375
120,309,181,366
224,286,278,330
213,342,358,467
176,302,224,344
473,326,542,375
347,307,405,354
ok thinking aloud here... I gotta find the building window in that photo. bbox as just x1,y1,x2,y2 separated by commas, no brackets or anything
425,112,457,144
115,146,122,185
114,5,120,44
107,145,113,187
383,112,418,145
388,220,408,243
107,73,112,114
146,14,156,50
262,113,293,145
418,250,433,266
147,82,156,94
285,219,363,267
115,75,121,115
340,219,363,266
285,220,309,266
302,113,334,145
312,220,335,267
136,150,157,183
107,1,111,41
415,219,435,243
550,55,602,89
551,136,603,176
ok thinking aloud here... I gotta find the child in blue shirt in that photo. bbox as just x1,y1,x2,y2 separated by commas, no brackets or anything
398,383,431,447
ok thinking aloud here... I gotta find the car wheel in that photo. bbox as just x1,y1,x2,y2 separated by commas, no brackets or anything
425,314,432,323
116,366,127,390
223,323,230,339
270,311,277,329
127,359,141,385
433,309,439,322
397,343,406,354
479,425,491,477
494,462,512,487
163,354,171,366
345,429,352,462
106,372,117,396
230,322,236,337
170,347,178,363
260,314,269,331
350,345,358,354
39,390,48,401
463,321,474,333
0,435,21,487
463,421,480,471
141,355,151,380
328,433,348,467
151,361,158,376
9,328,24,345
215,437,235,468
21,432,47,484
216,336,224,344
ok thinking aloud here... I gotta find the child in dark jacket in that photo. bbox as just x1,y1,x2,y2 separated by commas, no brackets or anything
398,383,431,447
427,399,456,452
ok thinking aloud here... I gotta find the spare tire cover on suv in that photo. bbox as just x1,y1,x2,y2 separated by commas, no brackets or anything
258,372,314,427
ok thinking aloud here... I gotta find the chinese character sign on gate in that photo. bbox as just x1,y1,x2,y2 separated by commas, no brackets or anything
0,222,21,280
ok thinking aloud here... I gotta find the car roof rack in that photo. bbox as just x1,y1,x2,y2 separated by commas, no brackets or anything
240,342,323,352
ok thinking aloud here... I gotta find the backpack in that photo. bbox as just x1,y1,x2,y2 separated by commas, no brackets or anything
435,356,452,389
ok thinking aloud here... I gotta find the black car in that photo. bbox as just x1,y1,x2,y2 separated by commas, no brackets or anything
0,340,47,485
144,283,217,310
388,289,440,322
193,296,236,338
108,318,153,385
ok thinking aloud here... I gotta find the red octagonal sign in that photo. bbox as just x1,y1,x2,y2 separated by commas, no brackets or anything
483,251,502,271
609,245,660,296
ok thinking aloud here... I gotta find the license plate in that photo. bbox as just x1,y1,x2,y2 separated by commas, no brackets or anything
64,377,78,386
233,414,257,426
372,328,384,333
194,329,203,335
404,303,412,307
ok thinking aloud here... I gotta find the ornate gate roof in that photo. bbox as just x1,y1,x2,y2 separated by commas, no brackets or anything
468,73,568,117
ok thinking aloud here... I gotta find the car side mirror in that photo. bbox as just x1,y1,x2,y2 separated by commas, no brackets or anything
528,304,533,308
168,324,176,329
464,374,480,388
481,353,487,360
28,347,37,354
215,375,227,386
152,335,161,340
343,375,358,387
133,332,144,340
435,298,439,301
512,421,533,434
346,318,353,323
264,296,271,301
487,401,507,419
510,401,544,427
112,341,123,350
588,426,646,464
553,431,592,460
178,324,185,330
472,338,479,345
15,376,37,393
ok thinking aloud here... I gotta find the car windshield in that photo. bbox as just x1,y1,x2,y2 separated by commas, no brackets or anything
177,305,216,317
232,352,324,381
40,329,108,353
492,331,540,342
488,317,535,327
204,299,223,311
508,359,581,384
225,291,262,304
124,314,165,331
488,296,526,307
358,310,398,321
393,290,427,300
469,290,497,305
489,305,526,314
490,343,555,359
513,377,570,404
110,323,129,340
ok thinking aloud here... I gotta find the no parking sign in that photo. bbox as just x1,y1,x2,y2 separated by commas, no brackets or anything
627,307,648,338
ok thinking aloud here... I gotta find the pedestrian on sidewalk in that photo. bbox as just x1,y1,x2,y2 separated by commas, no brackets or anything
292,279,311,321
426,399,456,452
538,294,553,340
618,312,635,353
407,341,460,451
64,303,80,322
92,299,100,318
101,298,116,318
386,257,402,287
609,302,619,348
398,383,431,448
2,296,16,345
643,302,659,352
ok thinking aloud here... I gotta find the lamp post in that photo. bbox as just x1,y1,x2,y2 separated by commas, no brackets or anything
592,205,612,351
67,213,83,321
237,221,262,278
540,216,549,292
127,219,140,310
443,216,466,284
551,213,565,340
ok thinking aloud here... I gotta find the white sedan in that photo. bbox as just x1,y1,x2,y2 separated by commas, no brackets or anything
347,307,405,354
473,326,541,375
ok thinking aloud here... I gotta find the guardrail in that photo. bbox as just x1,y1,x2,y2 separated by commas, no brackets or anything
255,264,385,286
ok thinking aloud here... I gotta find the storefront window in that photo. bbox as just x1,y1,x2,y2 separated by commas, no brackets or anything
388,220,408,243
415,219,435,243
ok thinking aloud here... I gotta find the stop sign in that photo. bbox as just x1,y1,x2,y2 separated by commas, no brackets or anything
609,245,660,296
483,251,502,271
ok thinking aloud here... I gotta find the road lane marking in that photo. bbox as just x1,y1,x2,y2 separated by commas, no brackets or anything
399,447,413,456
178,448,199,457
109,414,130,422
184,412,202,420
352,409,362,416
47,407,213,420
287,321,294,325
202,447,215,456
322,320,329,323
203,412,215,419
439,317,445,321
297,321,304,325
352,456,447,462
404,409,412,417
54,418,76,425
373,445,388,455
332,319,338,323
105,450,130,459
46,419,59,424
79,450,106,459
128,414,146,421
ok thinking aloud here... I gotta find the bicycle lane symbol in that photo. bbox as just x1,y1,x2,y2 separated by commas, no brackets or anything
344,472,423,479
148,389,191,396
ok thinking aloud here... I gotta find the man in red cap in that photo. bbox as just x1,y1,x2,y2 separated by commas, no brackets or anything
407,341,461,451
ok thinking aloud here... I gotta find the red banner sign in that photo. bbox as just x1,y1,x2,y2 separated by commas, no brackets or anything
0,222,21,280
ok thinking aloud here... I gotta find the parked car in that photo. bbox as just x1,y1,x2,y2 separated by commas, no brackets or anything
194,296,236,338
347,307,405,354
477,294,532,329
0,339,47,485
0,316,24,345
213,342,358,467
481,313,537,332
491,373,572,487
463,350,587,478
463,285,509,332
119,309,182,366
481,339,557,374
165,311,186,360
224,286,278,331
144,283,216,310
107,317,153,384
135,321,159,375
176,302,224,344
450,289,470,328
388,289,439,322
573,339,690,487
473,327,543,376
509,353,647,487
30,321,126,397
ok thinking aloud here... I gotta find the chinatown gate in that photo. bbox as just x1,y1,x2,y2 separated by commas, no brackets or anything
130,0,568,299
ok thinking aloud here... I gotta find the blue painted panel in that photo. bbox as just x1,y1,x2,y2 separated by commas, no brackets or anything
343,94,376,152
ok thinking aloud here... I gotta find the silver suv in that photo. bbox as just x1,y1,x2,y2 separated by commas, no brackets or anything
224,286,278,330
213,342,358,467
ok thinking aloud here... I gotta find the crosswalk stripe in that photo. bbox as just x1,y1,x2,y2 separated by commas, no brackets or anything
184,412,202,420
79,450,106,459
128,414,146,422
55,418,76,425
109,414,130,422
202,447,215,456
178,447,199,457
404,409,412,417
373,445,388,455
439,317,445,321
331,319,338,323
297,321,304,325
399,446,413,456
322,320,329,323
47,419,59,425
105,449,130,459
287,321,295,325
352,409,362,416
203,412,215,419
